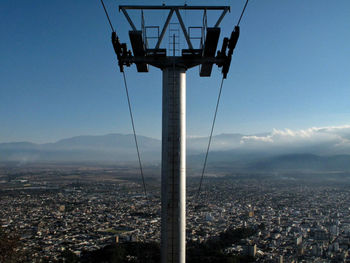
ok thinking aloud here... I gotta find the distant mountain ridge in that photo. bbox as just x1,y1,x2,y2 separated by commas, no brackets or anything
0,134,161,163
0,133,247,163
1,133,350,172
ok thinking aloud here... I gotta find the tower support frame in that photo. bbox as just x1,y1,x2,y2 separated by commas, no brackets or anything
112,5,236,263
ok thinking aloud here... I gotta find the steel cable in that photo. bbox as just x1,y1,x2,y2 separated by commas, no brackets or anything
196,77,225,200
195,0,250,201
122,71,148,200
100,0,115,32
237,0,249,26
99,0,148,200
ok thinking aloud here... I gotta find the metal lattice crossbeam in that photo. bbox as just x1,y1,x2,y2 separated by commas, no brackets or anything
119,5,229,51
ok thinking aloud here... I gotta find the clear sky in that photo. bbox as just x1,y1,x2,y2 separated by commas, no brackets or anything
1,0,350,143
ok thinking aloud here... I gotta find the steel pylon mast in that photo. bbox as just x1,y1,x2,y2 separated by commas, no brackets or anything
111,5,240,263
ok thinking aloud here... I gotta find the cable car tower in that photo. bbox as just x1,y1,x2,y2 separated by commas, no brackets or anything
108,4,242,263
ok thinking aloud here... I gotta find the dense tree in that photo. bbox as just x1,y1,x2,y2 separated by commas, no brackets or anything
0,226,22,263
187,227,256,263
59,249,80,263
80,242,160,263
0,226,255,262
80,227,256,263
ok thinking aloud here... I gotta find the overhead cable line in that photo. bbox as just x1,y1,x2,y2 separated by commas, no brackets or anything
237,0,249,26
122,71,148,200
196,77,225,200
99,0,148,200
100,0,115,32
196,0,250,200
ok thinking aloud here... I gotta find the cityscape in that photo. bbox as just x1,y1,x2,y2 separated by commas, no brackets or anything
2,0,350,263
1,164,350,262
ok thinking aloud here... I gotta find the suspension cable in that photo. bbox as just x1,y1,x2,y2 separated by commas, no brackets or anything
99,0,148,200
100,0,115,32
196,0,250,201
122,71,148,199
196,77,225,200
237,0,249,26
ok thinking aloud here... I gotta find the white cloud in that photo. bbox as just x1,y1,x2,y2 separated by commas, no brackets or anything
239,125,350,154
187,125,350,154
240,135,273,143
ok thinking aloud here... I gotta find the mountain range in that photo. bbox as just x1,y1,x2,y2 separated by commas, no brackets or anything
1,133,350,172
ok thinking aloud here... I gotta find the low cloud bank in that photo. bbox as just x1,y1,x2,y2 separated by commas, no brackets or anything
239,125,350,155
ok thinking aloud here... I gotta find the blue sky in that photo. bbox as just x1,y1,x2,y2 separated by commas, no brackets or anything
1,0,350,143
